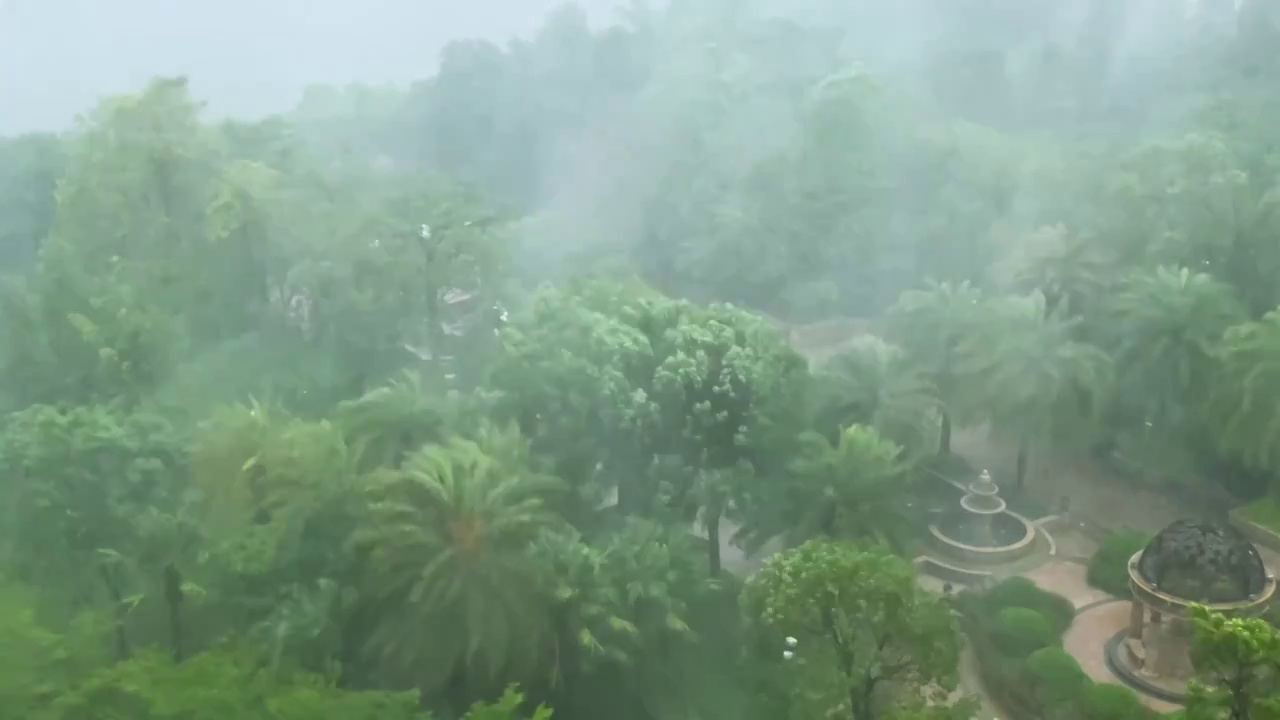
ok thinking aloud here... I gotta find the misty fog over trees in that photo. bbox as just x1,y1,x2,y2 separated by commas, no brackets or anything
2,1,1280,719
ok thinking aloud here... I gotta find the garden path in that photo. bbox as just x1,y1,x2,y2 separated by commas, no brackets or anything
1061,601,1181,713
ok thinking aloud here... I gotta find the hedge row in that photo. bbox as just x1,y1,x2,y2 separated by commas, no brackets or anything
1087,531,1153,597
958,577,1160,720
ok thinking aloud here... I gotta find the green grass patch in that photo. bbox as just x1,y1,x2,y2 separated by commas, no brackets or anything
1239,496,1280,534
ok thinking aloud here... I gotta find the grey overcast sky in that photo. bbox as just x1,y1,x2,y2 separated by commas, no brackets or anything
0,0,624,134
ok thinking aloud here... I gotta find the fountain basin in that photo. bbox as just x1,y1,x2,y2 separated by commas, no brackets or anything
960,494,1006,515
928,510,1037,566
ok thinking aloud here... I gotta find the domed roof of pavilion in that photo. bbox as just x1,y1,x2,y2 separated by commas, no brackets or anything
1134,520,1270,604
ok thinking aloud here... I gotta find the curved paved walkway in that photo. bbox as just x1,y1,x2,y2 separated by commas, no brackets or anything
1020,560,1109,609
1063,601,1181,713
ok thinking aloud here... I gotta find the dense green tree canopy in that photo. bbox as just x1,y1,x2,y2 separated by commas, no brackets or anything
3,1,1280,718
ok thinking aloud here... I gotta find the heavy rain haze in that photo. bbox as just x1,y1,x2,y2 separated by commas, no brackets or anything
0,0,631,133
2,1,1280,719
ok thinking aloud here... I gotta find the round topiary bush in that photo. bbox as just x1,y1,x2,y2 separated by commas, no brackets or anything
1082,682,1147,720
984,577,1077,634
1025,646,1090,708
1087,530,1152,597
991,607,1059,658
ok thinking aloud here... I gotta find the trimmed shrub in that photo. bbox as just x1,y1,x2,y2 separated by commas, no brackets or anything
1081,683,1147,720
984,577,1077,634
991,607,1058,658
1025,647,1090,708
1087,530,1152,597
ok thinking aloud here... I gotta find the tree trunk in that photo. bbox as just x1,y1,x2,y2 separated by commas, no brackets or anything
820,501,837,537
706,507,722,577
426,288,445,373
939,410,952,455
163,564,185,663
99,565,131,662
1015,439,1029,493
822,606,869,720
547,608,583,712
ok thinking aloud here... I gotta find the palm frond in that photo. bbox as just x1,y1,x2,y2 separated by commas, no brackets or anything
353,426,566,689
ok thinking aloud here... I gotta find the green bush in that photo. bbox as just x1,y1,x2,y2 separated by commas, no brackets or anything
42,649,432,720
1081,683,1148,720
1025,647,1090,709
1239,496,1280,533
1087,530,1152,597
991,607,1059,658
983,577,1077,634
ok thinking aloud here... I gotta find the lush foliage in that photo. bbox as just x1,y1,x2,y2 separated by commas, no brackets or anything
4,1,1280,718
1186,605,1280,720
957,579,1157,720
742,540,971,720
981,576,1077,635
1087,531,1155,598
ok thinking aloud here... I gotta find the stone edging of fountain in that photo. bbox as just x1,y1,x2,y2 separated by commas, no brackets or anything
928,509,1039,565
1032,519,1059,557
1103,628,1188,705
914,555,995,586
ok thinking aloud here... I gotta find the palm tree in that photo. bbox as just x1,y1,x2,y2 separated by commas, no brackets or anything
1104,266,1246,432
1209,309,1280,475
813,335,940,460
955,291,1111,492
336,370,448,471
531,519,708,712
351,424,565,694
994,223,1114,318
885,279,984,454
741,425,915,552
1101,132,1280,316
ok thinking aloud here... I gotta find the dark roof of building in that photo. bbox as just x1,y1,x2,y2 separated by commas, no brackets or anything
1135,520,1269,604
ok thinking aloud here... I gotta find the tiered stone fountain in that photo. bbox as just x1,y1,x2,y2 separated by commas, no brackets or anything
929,469,1037,566
959,470,1005,547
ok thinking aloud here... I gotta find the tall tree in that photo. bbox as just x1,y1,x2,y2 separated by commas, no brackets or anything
995,224,1114,320
352,427,564,695
532,519,712,719
336,370,449,472
740,425,916,554
955,291,1111,491
490,281,662,515
1186,605,1280,720
813,336,940,460
1209,309,1280,477
742,540,967,720
651,301,810,575
886,280,986,455
1103,266,1246,434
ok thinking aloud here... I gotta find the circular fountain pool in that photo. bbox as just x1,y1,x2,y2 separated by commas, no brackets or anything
934,511,1033,548
928,469,1038,566
929,512,1037,564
